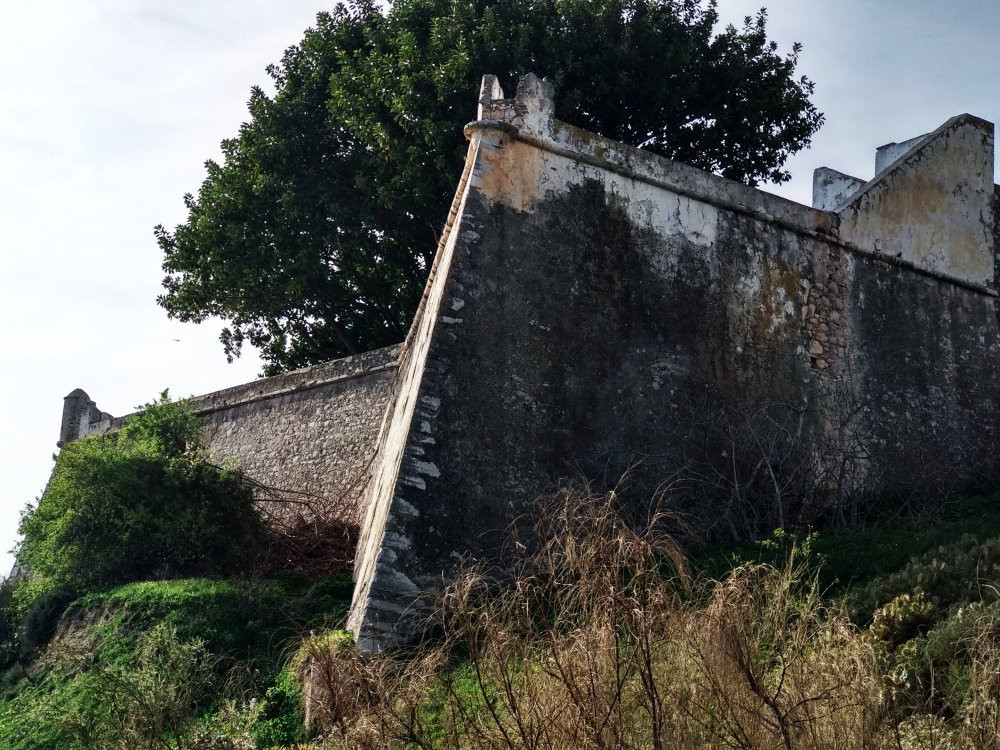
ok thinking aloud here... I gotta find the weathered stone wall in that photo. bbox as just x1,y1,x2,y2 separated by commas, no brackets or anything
61,345,399,526
194,346,399,524
55,74,1000,653
837,115,995,285
348,75,1000,649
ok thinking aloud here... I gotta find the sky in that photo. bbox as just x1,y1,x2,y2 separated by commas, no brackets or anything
1,1,998,576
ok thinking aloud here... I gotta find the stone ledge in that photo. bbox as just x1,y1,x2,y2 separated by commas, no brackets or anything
463,118,998,298
88,344,402,434
185,344,401,416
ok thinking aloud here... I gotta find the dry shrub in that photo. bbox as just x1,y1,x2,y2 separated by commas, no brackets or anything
302,489,1000,749
257,514,359,580
438,490,689,750
249,477,361,579
296,630,446,749
685,561,886,749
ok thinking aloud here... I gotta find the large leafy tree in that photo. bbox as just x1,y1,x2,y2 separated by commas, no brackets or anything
157,0,823,375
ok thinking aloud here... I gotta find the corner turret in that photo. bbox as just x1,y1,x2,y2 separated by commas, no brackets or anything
58,389,113,448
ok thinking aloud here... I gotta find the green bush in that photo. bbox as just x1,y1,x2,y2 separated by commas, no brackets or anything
850,534,1000,622
0,575,355,749
887,601,1000,716
694,494,1000,596
923,601,1000,667
19,588,74,656
250,667,304,747
870,592,939,647
18,393,268,593
0,577,71,669
65,579,260,665
0,582,16,671
51,624,213,750
0,626,214,750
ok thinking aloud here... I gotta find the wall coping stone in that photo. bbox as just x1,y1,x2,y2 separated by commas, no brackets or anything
64,344,402,443
183,344,401,417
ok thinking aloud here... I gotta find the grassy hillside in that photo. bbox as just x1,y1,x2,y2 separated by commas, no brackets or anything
3,493,1000,748
301,492,1000,750
0,574,352,749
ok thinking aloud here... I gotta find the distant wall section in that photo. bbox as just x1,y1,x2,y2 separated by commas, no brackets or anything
59,345,400,526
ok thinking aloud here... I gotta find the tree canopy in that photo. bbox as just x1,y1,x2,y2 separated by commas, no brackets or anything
156,0,823,374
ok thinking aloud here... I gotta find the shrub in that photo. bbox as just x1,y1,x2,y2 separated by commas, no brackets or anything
850,534,1000,623
19,588,74,657
886,601,1000,717
870,592,939,647
0,581,17,671
18,393,268,593
250,667,304,747
312,490,886,749
0,576,70,669
0,572,359,748
51,623,215,749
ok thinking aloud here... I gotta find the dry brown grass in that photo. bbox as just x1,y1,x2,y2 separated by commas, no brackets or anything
299,489,1000,750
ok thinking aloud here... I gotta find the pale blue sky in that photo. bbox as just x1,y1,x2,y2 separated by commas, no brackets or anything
2,1,998,575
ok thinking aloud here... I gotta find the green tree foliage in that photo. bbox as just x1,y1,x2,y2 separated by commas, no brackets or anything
17,394,267,593
156,0,823,374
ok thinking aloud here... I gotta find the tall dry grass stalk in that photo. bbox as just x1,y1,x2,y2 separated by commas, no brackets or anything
305,489,1000,750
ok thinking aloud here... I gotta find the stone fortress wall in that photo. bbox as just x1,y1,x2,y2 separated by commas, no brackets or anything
59,74,1000,652
346,75,1000,650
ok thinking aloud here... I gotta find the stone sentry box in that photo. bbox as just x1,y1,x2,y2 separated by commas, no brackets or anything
347,74,1000,650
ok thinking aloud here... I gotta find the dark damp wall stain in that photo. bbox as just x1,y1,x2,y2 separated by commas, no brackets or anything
398,182,827,576
381,177,1000,588
848,254,1000,491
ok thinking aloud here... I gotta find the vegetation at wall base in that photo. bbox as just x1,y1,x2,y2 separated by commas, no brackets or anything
287,490,1000,749
5,496,1000,747
156,0,823,374
0,574,352,749
17,393,268,596
694,493,1000,597
7,395,1000,748
0,391,372,748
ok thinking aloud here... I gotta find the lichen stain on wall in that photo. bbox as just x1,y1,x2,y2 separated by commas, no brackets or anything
838,116,994,285
475,133,549,213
